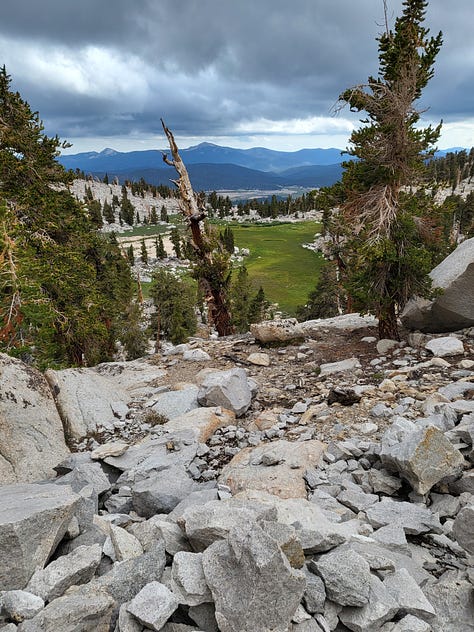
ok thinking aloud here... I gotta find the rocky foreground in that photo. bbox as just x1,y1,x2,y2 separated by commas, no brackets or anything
1,314,474,632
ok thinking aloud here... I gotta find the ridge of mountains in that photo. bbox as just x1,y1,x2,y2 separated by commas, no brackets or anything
57,143,463,191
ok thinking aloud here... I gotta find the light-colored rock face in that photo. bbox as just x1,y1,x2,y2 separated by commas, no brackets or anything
250,318,305,343
425,336,465,357
197,368,254,417
160,406,235,442
0,483,80,590
0,353,69,483
402,237,474,332
202,521,305,632
219,439,325,498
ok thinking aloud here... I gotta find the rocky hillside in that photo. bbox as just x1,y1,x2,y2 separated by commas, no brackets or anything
1,309,474,631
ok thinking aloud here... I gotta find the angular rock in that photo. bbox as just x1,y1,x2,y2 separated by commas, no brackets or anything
128,516,192,555
110,525,143,561
0,483,79,590
338,575,398,632
161,406,235,443
16,588,114,632
423,572,474,631
131,466,198,517
45,366,130,441
219,439,325,498
452,504,474,553
118,602,143,632
383,568,435,620
90,441,129,460
425,336,464,357
250,318,304,343
1,590,44,623
149,386,199,420
183,348,211,362
105,430,199,477
26,544,102,602
197,368,254,416
381,425,465,494
179,497,277,552
85,540,166,604
171,551,212,606
311,548,371,607
0,353,69,484
319,357,361,377
381,614,431,631
300,313,377,334
188,603,219,632
126,582,179,632
365,498,442,534
302,569,326,614
247,352,271,366
202,521,305,632
401,236,474,332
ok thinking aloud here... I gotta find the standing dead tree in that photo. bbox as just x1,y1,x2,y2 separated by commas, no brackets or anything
161,119,234,336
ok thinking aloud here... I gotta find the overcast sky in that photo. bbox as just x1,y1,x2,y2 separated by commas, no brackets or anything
2,0,473,154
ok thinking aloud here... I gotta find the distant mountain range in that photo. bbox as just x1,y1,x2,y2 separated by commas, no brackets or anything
57,143,464,191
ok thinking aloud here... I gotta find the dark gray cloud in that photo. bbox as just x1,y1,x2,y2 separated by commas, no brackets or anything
1,0,472,150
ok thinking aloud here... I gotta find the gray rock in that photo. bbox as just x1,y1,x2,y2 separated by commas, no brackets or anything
86,540,166,604
452,504,474,553
381,615,431,631
450,470,474,495
291,620,322,632
381,425,465,494
131,466,198,517
1,591,44,623
188,603,219,632
301,313,377,334
202,521,305,632
0,353,69,484
149,386,199,419
338,575,398,632
16,588,114,632
383,568,435,620
336,488,379,513
117,603,143,632
45,366,130,441
0,483,79,590
425,337,464,357
197,368,254,417
302,569,326,614
401,236,474,332
26,544,102,602
183,349,211,362
128,516,191,555
110,525,143,561
423,571,474,631
319,358,361,377
55,462,111,496
105,430,199,478
126,582,179,632
311,548,371,607
250,318,304,343
171,551,212,606
168,488,220,521
372,525,409,553
179,497,277,552
365,498,442,534
367,469,402,495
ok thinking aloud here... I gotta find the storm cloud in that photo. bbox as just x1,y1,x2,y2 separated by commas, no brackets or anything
2,0,473,151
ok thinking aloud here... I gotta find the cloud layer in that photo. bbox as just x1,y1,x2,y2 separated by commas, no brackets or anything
1,0,473,151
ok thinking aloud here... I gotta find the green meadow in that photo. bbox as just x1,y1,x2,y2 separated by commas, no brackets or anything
230,221,323,315
122,220,323,315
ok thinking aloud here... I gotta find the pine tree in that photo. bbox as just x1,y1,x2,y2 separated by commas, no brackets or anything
230,265,252,333
149,268,197,344
140,239,148,264
170,226,182,258
249,286,267,324
0,67,134,366
160,205,169,223
155,234,166,259
338,0,443,339
102,199,115,224
150,206,158,224
127,244,135,265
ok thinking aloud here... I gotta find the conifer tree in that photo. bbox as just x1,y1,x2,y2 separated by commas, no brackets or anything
155,234,166,259
338,0,443,339
0,66,134,366
140,239,148,264
127,244,135,266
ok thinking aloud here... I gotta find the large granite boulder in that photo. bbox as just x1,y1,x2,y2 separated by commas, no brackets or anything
250,318,305,343
197,368,255,417
202,521,305,632
401,237,474,332
0,353,69,483
0,483,80,590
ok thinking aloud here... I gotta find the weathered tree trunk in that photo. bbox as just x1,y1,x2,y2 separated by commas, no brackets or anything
161,120,234,336
377,302,400,341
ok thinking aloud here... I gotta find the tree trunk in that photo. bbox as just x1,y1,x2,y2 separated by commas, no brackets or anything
160,120,234,336
377,301,400,340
